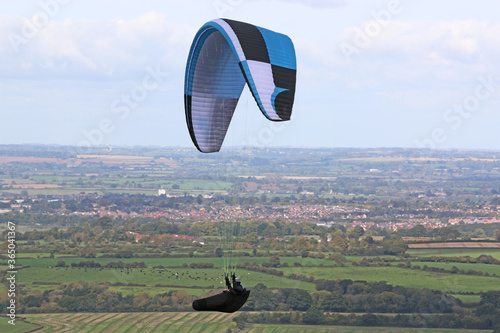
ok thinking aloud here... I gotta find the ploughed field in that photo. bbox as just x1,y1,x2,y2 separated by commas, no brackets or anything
16,312,493,333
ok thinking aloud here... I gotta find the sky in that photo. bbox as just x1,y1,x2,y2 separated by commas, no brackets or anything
1,0,500,151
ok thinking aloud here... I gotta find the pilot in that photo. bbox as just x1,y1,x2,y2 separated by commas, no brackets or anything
232,274,244,293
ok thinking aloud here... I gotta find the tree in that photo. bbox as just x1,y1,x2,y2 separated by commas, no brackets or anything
346,282,369,295
246,232,259,245
257,222,269,236
475,303,498,316
472,228,486,238
91,216,113,229
351,225,365,239
407,225,427,237
215,247,223,258
480,291,500,308
293,236,309,251
372,291,405,313
287,289,312,311
332,235,347,253
329,253,347,266
302,308,325,324
268,255,281,267
360,313,379,326
233,314,249,330
311,290,344,312
495,229,500,242
381,234,406,255
82,246,97,258
196,194,203,204
311,291,330,311
55,260,66,267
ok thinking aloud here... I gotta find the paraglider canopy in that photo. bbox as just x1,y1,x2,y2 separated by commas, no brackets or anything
192,289,250,313
184,18,297,153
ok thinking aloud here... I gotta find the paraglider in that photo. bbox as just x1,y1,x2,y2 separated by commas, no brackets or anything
192,273,250,313
184,18,297,153
186,18,296,312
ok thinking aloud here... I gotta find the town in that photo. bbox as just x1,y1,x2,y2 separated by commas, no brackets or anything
1,145,499,231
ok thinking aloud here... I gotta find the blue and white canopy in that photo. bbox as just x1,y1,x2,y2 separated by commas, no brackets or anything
184,18,297,153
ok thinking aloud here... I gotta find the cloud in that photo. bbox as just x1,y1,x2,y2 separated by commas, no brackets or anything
328,19,500,90
0,12,196,80
285,18,500,119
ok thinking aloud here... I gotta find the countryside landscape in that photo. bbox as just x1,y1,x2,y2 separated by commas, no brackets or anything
1,144,500,332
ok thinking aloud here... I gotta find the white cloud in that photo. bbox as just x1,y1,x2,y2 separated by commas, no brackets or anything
0,12,195,80
334,19,500,85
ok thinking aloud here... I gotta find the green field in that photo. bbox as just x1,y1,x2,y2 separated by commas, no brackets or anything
18,253,322,268
245,324,492,333
14,254,500,296
17,255,334,271
452,294,481,304
107,285,203,296
19,266,312,290
16,174,233,192
19,312,493,333
17,255,315,296
412,261,500,276
345,255,394,262
0,282,7,296
3,188,158,196
279,265,500,293
0,318,40,333
407,248,500,260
